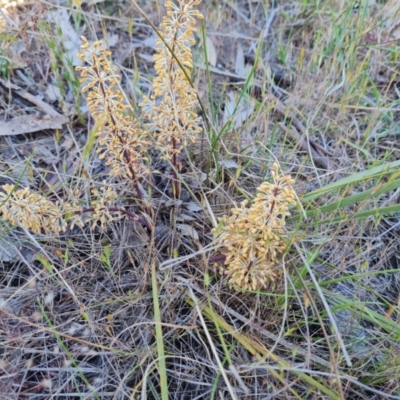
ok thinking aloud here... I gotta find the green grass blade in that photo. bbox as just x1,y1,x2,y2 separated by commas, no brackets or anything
37,301,100,400
185,296,340,400
303,160,400,202
324,290,400,338
151,262,168,400
302,204,400,227
290,178,400,223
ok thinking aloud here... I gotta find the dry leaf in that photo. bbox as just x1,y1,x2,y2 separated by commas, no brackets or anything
0,115,68,136
107,34,119,47
235,44,245,77
177,213,196,221
176,223,199,240
45,83,62,102
0,78,66,117
234,44,252,78
218,159,239,169
223,91,255,129
205,36,217,67
185,201,203,212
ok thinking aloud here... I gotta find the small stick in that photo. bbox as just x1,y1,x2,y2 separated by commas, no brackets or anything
278,122,330,170
77,207,150,229
0,78,67,119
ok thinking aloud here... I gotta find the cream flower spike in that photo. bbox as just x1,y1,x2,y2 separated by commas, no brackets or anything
76,37,151,183
0,185,66,235
214,163,297,291
140,0,203,162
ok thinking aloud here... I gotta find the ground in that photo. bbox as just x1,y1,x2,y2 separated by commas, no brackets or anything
0,0,400,399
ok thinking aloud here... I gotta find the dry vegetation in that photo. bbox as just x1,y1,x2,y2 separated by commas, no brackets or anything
1,0,400,399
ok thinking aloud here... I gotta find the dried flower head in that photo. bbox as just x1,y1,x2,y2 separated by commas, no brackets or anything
88,184,119,229
0,185,66,234
76,37,150,182
214,163,297,291
141,0,203,161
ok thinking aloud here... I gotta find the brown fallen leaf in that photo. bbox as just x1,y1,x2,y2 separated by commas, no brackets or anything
0,77,67,118
0,77,68,136
0,114,68,136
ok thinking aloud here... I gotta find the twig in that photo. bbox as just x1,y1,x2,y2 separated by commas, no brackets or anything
278,123,330,170
77,207,150,229
0,7,16,27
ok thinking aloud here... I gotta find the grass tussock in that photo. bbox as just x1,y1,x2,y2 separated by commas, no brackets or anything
0,0,400,399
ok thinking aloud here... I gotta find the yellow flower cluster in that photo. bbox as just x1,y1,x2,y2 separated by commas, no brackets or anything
214,164,297,291
141,0,203,161
0,185,66,235
76,38,150,182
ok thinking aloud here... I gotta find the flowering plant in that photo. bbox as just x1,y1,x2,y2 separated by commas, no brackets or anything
214,163,297,290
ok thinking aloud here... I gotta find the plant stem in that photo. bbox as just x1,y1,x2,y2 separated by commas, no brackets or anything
122,148,144,201
171,136,180,199
77,207,150,229
92,57,152,214
209,254,227,264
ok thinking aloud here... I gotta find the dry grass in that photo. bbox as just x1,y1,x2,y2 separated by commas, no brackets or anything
1,0,400,399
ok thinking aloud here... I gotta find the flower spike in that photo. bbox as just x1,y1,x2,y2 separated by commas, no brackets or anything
214,163,297,291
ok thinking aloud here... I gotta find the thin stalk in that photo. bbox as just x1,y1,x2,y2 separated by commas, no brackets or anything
77,207,150,229
91,55,152,213
122,148,143,202
171,137,180,199
151,262,169,400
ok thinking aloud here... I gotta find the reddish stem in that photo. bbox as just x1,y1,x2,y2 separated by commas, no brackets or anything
122,148,144,202
208,254,226,265
77,207,150,229
92,58,152,214
171,136,180,199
